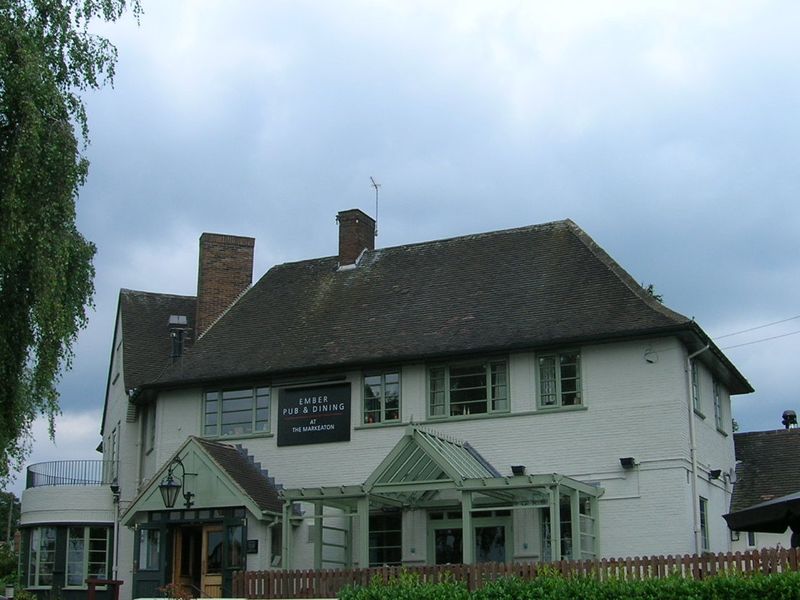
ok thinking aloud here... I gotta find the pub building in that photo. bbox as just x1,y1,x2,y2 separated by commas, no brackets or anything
20,209,751,600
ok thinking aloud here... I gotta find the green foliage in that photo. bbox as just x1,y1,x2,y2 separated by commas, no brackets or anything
641,282,664,303
340,571,800,600
0,541,18,588
0,0,139,482
340,572,469,600
0,491,20,545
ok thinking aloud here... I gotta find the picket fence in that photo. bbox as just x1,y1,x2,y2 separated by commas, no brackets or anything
231,546,800,599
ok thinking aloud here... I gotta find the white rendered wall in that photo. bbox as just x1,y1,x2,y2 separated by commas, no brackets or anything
129,335,738,570
21,486,115,525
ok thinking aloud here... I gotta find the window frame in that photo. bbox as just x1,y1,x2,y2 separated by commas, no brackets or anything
203,386,271,438
362,370,401,425
65,526,111,589
691,360,703,416
427,359,509,419
537,350,582,409
712,379,724,431
138,528,161,571
699,496,710,552
27,526,57,589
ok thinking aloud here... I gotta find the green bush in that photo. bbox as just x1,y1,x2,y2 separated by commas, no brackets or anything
339,570,800,600
340,572,469,600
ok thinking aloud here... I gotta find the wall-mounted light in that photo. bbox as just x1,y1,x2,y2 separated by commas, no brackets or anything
709,469,722,480
619,457,636,469
158,457,194,509
511,465,527,476
110,480,120,503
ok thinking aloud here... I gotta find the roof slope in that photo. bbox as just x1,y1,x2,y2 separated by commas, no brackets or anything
197,437,283,513
120,289,196,389
149,219,742,389
731,429,800,512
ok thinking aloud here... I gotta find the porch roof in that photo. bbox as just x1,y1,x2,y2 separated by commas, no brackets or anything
281,425,601,508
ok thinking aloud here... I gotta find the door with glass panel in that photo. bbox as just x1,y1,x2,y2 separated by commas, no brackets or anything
201,525,224,597
429,510,511,564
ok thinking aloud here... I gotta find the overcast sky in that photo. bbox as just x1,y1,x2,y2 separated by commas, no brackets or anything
7,1,800,495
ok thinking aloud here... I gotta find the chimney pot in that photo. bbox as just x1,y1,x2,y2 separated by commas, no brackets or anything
337,208,375,266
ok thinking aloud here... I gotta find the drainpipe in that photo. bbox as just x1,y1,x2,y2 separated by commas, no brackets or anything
687,344,709,555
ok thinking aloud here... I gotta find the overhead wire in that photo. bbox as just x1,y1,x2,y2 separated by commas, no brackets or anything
721,329,800,350
714,314,800,340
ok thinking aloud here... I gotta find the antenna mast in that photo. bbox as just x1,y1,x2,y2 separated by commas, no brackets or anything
370,176,381,237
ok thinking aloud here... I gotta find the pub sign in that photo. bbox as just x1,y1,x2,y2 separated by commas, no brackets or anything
277,383,351,446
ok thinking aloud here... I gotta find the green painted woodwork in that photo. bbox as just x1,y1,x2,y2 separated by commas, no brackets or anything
122,437,275,526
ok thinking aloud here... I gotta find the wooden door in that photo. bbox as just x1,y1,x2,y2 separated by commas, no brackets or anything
172,526,201,597
201,525,224,598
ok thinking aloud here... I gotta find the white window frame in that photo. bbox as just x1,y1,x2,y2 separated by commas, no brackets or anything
65,526,110,589
537,350,582,408
699,496,710,552
713,379,723,431
27,526,56,588
427,359,509,419
363,370,401,425
204,386,271,437
691,360,703,415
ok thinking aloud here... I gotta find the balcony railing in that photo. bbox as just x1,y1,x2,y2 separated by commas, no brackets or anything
26,460,117,489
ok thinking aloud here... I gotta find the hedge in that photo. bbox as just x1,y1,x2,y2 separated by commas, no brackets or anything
338,570,800,600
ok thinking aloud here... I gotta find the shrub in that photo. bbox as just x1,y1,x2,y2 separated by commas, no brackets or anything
340,570,800,600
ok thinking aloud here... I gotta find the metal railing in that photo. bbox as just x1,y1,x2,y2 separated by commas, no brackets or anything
26,460,117,489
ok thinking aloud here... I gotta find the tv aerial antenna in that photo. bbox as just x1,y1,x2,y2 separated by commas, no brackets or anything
370,176,381,237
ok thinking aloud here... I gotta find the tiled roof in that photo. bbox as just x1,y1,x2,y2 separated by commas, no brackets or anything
119,289,196,390
731,428,800,512
197,437,284,513
143,219,749,393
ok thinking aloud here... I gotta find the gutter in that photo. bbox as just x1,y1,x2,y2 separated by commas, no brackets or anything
687,344,710,555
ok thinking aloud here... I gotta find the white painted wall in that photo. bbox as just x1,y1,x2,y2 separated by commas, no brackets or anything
136,336,738,566
20,486,115,525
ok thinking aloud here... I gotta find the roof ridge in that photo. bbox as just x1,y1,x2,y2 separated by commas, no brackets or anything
121,288,197,301
262,219,574,272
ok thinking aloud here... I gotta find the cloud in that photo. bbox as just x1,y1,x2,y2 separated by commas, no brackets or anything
6,411,103,497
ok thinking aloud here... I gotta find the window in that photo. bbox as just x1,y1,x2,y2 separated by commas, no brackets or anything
691,360,701,414
579,494,596,558
713,379,723,431
747,531,756,546
363,371,400,424
204,387,270,436
28,527,56,587
428,360,508,418
66,527,110,588
538,351,581,407
699,497,710,552
138,529,160,571
369,513,402,566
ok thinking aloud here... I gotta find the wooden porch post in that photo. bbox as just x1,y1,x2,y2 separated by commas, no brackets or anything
356,496,370,567
281,501,292,569
569,488,580,560
461,490,474,564
550,484,561,561
313,503,323,569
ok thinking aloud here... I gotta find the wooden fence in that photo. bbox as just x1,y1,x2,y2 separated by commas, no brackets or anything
232,547,800,599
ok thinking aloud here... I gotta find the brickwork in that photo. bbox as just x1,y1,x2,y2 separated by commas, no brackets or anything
196,233,255,336
336,208,375,265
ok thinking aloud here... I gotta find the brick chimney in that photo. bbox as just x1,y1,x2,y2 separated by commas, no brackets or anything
336,208,375,266
196,233,255,336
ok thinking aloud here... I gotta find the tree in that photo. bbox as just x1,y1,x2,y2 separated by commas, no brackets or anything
0,0,140,483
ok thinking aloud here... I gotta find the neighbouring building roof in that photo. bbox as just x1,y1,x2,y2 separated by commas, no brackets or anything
140,219,750,393
731,428,800,513
196,437,284,514
119,289,197,390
